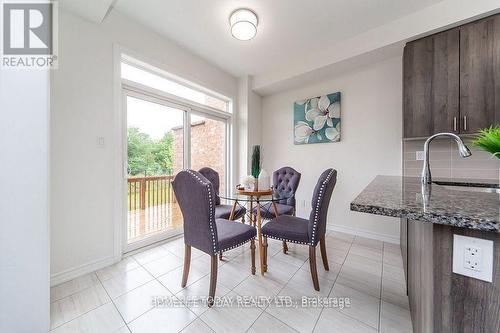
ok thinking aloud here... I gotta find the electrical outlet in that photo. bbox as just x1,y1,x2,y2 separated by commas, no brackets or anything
453,235,493,282
416,151,424,160
464,246,481,271
97,136,105,147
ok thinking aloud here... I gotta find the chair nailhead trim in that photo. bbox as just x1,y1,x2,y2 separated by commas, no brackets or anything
186,169,217,254
219,237,256,253
263,234,310,245
310,169,335,245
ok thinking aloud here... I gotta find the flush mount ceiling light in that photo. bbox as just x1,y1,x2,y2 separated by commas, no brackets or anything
229,8,258,41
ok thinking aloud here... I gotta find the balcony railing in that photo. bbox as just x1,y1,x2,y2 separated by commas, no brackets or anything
127,175,176,211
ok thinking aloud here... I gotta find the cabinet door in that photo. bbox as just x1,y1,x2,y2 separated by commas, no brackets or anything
460,14,500,133
403,28,460,138
400,218,408,288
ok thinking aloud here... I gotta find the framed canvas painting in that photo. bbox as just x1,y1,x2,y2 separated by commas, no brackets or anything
294,92,341,145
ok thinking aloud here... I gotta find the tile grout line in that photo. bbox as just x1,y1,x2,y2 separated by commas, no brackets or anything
50,240,222,332
153,249,203,332
53,235,396,333
50,272,102,303
108,244,192,331
182,244,261,333
245,310,300,333
125,244,200,332
196,316,217,333
241,243,313,332
310,234,355,333
49,272,110,331
323,236,386,331
245,265,300,332
95,269,131,332
156,238,213,333
174,244,256,332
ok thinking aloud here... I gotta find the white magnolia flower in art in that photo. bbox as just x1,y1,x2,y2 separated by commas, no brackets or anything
294,121,314,144
325,123,340,142
305,95,340,131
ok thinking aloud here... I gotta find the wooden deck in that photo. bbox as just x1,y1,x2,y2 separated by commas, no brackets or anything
127,202,183,243
127,175,183,243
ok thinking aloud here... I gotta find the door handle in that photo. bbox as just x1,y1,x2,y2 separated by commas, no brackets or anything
453,117,457,132
463,116,467,131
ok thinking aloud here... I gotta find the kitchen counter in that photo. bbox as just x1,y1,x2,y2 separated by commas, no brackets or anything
350,175,500,232
352,176,500,332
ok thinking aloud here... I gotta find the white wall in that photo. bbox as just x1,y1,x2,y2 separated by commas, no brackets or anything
51,9,237,283
261,57,403,242
236,76,263,182
0,70,50,330
247,78,263,168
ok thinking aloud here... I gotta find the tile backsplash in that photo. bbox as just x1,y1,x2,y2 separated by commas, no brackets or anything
403,138,500,181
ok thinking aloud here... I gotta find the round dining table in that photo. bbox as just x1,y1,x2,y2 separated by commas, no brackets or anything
220,189,293,274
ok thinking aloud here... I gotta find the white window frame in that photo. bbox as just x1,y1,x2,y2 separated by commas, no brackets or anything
122,54,232,113
119,58,233,253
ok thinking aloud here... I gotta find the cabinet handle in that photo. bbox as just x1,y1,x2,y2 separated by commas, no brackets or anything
463,116,467,131
453,117,457,132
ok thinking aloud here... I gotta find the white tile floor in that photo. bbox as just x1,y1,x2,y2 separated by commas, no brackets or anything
50,231,413,333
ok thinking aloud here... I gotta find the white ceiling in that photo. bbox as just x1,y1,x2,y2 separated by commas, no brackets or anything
59,0,115,23
111,0,442,78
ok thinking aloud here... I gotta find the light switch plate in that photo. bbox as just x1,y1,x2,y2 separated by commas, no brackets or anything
453,234,493,282
97,136,105,147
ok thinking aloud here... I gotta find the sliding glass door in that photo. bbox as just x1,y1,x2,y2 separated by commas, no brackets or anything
124,93,187,250
123,91,229,251
190,114,227,196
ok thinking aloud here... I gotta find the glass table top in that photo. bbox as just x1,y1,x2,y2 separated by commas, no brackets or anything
220,190,294,202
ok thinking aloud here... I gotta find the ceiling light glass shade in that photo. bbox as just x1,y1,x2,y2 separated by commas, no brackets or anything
229,9,258,41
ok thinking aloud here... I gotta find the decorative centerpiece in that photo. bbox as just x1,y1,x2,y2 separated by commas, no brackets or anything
236,145,272,194
240,175,255,191
251,145,261,191
258,169,270,190
472,126,500,159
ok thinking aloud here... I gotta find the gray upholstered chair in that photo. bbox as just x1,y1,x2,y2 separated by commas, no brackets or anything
261,169,337,291
172,170,256,306
252,166,301,254
257,166,301,219
198,167,246,222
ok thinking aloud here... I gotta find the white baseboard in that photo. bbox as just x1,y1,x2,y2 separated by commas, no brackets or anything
327,224,400,244
50,255,118,287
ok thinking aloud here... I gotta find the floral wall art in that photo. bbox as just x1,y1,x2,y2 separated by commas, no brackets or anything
294,92,341,144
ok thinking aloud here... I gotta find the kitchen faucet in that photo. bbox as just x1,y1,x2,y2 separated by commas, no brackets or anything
421,132,471,184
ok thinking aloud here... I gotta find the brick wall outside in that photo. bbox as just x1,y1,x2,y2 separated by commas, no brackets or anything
173,119,226,194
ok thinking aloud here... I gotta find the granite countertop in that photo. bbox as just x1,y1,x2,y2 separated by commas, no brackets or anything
350,176,500,232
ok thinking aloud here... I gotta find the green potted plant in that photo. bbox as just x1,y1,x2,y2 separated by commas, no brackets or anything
472,126,500,159
251,145,261,190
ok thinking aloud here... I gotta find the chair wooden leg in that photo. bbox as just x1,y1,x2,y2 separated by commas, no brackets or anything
263,236,268,272
319,235,329,271
181,244,191,288
208,254,218,307
241,214,245,224
250,239,256,275
282,241,288,254
309,245,320,291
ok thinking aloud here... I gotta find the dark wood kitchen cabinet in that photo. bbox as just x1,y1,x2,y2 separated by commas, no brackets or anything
403,28,460,138
400,218,408,282
460,14,500,134
407,221,500,333
403,13,500,138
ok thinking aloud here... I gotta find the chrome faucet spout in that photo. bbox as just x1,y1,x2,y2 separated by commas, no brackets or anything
421,132,471,184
